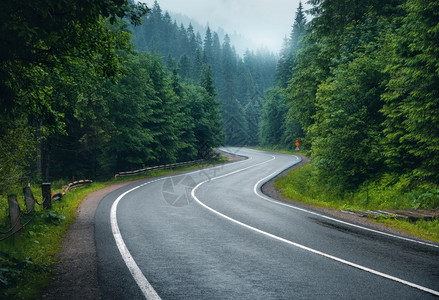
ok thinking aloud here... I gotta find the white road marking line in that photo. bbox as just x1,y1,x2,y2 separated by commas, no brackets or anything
111,180,162,300
109,152,257,299
191,154,439,297
253,166,439,249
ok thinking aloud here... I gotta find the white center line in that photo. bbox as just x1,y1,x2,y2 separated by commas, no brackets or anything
109,152,257,299
191,153,439,297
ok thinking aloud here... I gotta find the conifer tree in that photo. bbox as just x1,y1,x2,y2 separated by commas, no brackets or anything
275,1,307,88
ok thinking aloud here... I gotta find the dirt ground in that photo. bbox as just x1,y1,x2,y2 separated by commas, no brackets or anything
39,152,437,299
39,154,245,299
38,181,138,299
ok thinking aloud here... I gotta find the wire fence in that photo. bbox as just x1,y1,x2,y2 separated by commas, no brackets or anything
0,179,93,241
0,189,38,241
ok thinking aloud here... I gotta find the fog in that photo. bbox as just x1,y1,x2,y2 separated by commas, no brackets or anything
140,0,309,54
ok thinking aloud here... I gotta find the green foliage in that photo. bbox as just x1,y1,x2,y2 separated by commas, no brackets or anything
276,163,439,242
409,190,439,210
275,163,351,208
273,0,438,197
309,19,388,189
39,210,66,226
275,1,307,88
0,252,49,299
0,0,147,186
381,0,439,184
130,2,277,145
0,0,147,121
0,126,35,195
259,87,289,147
276,158,439,211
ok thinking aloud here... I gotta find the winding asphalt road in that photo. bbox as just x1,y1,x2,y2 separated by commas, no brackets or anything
95,148,439,299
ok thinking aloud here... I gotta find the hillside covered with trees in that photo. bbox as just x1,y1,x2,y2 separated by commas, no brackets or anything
0,0,224,190
130,1,277,146
261,0,439,208
1,0,438,210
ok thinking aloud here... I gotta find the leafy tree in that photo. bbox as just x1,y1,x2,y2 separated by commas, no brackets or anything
0,0,148,181
0,126,35,194
0,0,147,121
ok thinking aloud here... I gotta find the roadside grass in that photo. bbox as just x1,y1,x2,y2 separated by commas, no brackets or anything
0,182,107,299
0,157,228,299
275,162,439,244
251,146,306,156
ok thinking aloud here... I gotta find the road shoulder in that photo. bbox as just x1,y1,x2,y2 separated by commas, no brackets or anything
39,181,138,299
39,153,244,299
262,155,438,246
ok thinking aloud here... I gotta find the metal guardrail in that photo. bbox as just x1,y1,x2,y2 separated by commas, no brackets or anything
114,159,206,179
63,179,93,193
2,157,216,240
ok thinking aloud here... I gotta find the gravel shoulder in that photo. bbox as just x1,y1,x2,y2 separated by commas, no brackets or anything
39,151,436,299
39,154,244,299
39,181,139,299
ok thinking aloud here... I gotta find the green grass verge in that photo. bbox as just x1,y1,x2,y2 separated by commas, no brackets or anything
275,163,439,244
0,157,227,299
0,182,107,299
251,146,306,156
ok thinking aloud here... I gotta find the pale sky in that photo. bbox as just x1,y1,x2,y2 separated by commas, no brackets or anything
140,0,309,54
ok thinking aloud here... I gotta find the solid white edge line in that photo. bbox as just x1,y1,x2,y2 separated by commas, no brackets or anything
111,181,162,300
190,154,439,297
253,166,439,249
109,149,255,299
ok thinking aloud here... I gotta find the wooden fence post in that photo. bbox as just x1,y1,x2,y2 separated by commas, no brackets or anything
8,194,21,235
23,186,35,213
42,183,51,209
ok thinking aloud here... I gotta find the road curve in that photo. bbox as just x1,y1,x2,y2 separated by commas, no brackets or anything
95,148,439,299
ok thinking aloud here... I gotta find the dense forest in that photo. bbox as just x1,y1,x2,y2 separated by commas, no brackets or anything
0,0,224,190
261,0,439,206
130,1,277,146
1,0,438,209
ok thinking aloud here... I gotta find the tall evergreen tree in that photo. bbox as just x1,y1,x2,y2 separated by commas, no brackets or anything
275,1,307,88
203,27,214,65
381,0,439,184
245,92,265,145
259,87,288,147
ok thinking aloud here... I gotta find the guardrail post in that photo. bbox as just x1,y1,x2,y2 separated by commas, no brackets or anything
23,186,35,213
42,183,52,209
8,194,21,234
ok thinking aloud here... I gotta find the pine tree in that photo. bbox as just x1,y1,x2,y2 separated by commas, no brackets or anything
245,92,265,145
203,27,213,63
200,65,216,97
275,1,307,88
259,87,288,147
382,0,439,184
291,1,307,49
